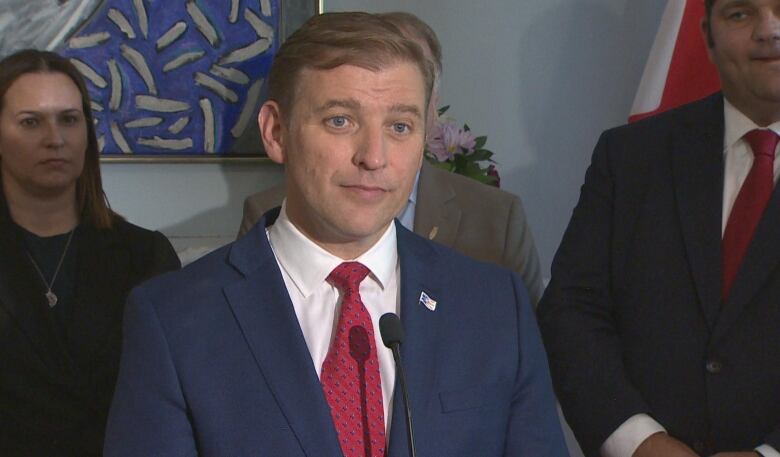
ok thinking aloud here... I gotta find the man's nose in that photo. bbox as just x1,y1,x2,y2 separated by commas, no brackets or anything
354,124,388,170
753,10,780,42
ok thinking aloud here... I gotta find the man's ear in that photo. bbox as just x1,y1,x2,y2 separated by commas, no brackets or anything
259,101,285,164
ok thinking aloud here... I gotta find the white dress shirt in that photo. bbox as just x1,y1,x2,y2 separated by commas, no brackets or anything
601,99,780,457
267,202,399,433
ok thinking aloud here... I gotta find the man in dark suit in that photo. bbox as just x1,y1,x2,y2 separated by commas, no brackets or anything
104,12,567,457
237,12,545,305
539,1,780,456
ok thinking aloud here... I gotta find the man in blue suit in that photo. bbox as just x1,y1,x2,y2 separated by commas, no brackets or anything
104,11,567,457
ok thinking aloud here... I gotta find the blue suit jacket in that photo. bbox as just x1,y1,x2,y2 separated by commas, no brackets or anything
105,209,567,456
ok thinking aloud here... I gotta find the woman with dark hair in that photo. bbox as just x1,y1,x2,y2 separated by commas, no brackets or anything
0,49,180,455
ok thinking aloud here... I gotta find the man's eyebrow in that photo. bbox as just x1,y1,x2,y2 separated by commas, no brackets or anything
389,103,422,118
314,99,361,113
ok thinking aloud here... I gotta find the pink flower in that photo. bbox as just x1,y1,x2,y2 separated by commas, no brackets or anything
426,120,477,162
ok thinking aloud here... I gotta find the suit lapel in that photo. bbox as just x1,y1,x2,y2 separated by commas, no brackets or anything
413,162,460,247
671,94,725,330
716,177,780,339
387,224,443,457
223,213,342,457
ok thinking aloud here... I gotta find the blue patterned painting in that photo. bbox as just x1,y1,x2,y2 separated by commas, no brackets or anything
0,0,318,158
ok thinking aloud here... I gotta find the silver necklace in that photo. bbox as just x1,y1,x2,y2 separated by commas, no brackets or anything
26,229,75,308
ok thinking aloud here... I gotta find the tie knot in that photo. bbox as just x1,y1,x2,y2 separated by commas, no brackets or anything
744,129,779,159
327,261,370,293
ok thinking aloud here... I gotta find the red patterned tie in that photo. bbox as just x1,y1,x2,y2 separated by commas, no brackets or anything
722,129,778,300
321,262,386,457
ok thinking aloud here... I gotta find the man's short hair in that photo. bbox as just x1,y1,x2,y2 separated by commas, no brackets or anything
376,12,442,78
267,12,435,118
704,0,715,19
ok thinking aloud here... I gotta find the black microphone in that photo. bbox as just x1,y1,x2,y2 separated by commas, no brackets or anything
379,312,416,457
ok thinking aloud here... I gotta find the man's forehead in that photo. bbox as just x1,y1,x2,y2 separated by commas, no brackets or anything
294,63,426,108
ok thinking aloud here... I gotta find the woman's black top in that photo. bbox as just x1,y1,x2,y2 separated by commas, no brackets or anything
0,197,181,456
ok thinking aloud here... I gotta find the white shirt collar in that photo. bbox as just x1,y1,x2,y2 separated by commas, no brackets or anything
267,201,398,298
723,98,780,153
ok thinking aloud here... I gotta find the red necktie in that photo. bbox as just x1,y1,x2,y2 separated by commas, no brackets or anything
321,262,386,457
722,129,778,300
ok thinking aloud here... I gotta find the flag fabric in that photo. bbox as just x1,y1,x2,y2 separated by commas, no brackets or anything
629,0,720,122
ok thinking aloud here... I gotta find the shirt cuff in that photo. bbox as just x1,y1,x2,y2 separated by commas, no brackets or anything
600,414,666,457
756,444,780,457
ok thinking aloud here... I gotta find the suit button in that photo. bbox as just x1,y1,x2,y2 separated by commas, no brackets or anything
706,360,723,374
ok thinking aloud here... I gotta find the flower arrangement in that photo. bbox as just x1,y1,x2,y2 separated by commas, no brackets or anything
425,106,500,187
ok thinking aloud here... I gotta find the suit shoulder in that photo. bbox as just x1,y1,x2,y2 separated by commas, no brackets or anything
604,93,722,141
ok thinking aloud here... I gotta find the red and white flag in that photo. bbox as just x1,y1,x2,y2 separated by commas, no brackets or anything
629,0,720,122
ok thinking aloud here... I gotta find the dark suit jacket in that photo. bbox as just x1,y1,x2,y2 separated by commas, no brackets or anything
538,93,780,456
105,208,567,456
0,198,180,456
238,161,545,305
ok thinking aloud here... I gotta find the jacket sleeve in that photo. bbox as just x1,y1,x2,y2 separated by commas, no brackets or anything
104,287,197,457
537,131,651,456
503,271,569,456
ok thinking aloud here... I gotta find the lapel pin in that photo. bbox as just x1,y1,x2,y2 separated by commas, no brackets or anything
428,226,439,240
419,291,437,311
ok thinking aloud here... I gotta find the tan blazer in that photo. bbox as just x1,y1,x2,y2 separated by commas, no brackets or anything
237,161,544,305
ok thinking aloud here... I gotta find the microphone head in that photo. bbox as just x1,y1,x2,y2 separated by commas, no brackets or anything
379,312,404,348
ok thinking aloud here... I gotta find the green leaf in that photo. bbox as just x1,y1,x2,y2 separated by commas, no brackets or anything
474,136,487,149
437,105,450,116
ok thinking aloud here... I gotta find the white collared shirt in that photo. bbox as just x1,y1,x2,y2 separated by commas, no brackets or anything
267,202,399,432
601,99,780,457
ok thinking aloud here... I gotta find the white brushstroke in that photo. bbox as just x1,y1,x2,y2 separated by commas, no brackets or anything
157,21,187,51
218,39,271,65
69,32,110,49
186,0,219,47
108,59,122,111
163,51,206,72
209,65,250,85
195,72,238,103
108,8,135,39
136,95,190,112
138,136,193,150
231,79,263,138
244,8,273,40
90,100,104,112
125,117,163,128
133,0,148,39
97,135,105,153
200,98,215,153
121,44,157,95
168,117,190,134
110,121,132,154
260,0,271,17
229,0,239,23
71,58,107,88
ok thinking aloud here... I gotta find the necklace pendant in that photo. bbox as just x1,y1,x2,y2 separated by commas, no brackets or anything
45,291,58,308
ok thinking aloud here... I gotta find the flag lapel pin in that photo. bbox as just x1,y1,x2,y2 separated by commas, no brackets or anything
419,291,437,311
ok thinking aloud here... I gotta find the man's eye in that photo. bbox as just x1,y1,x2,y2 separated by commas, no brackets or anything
392,122,411,134
726,10,749,21
326,116,349,128
20,118,38,127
